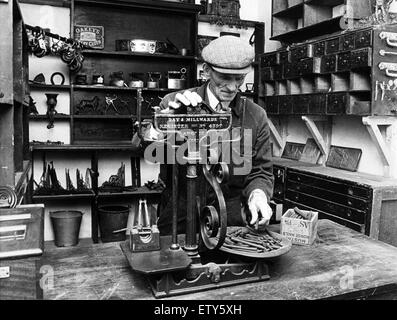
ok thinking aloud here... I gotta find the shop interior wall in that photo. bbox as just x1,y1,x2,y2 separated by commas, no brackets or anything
21,1,394,242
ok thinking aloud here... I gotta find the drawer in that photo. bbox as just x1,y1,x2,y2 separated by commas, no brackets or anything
355,29,372,49
337,51,351,72
340,33,356,51
299,57,321,75
325,37,340,54
265,96,279,114
279,51,289,64
308,93,327,114
313,41,325,57
279,96,293,114
350,48,372,69
273,165,286,201
261,52,278,67
287,180,370,212
321,54,337,73
284,200,366,234
292,95,309,114
272,65,284,80
327,92,348,115
290,44,313,62
285,189,367,224
287,170,371,199
261,67,273,81
284,63,298,79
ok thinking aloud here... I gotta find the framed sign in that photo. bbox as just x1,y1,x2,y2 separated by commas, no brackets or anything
74,25,104,49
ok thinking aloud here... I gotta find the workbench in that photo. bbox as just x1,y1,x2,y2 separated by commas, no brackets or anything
41,220,397,300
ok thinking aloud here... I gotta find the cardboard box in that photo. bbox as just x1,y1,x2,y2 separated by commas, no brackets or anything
281,209,318,245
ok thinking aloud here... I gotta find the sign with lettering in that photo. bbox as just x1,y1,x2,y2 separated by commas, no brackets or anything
74,25,104,49
154,114,232,133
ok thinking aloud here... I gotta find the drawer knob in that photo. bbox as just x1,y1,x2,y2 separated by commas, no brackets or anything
347,188,353,195
347,200,353,206
347,210,352,218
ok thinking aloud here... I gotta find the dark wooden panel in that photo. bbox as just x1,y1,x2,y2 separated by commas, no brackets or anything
287,170,371,199
326,146,362,172
313,40,325,57
326,92,347,115
0,257,43,300
308,93,326,114
337,51,351,72
293,95,309,114
320,54,337,73
272,165,286,202
355,29,372,49
73,118,134,143
340,32,356,51
350,48,372,69
279,95,293,114
264,96,279,114
325,37,340,54
285,189,367,224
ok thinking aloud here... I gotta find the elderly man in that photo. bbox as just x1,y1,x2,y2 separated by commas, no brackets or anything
156,36,274,235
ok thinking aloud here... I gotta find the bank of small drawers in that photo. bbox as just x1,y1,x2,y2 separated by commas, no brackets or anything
284,169,371,234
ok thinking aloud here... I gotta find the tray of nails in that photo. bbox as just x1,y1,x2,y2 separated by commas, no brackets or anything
219,226,292,259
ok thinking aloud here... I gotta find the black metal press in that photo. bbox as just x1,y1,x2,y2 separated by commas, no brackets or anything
121,102,270,298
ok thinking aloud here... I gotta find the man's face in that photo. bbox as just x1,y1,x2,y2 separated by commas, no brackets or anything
206,67,247,102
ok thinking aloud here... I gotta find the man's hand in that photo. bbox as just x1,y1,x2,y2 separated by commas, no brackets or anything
161,90,203,113
247,189,272,229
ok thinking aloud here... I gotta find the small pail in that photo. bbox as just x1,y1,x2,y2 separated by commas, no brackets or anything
50,211,83,247
98,205,130,243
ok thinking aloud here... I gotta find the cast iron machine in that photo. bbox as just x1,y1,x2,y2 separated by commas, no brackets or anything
120,102,270,298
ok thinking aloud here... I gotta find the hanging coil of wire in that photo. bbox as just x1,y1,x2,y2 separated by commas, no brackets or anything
0,186,18,209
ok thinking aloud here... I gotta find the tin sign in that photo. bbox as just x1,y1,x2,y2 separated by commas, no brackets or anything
74,25,104,49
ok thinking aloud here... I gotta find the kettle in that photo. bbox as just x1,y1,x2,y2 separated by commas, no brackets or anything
109,71,126,87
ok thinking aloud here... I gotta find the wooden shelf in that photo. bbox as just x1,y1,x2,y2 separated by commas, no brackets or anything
32,192,95,201
273,3,304,18
73,114,135,119
98,186,162,199
82,50,196,61
29,83,71,90
72,85,178,92
30,143,143,152
271,16,343,43
198,14,262,28
29,114,71,120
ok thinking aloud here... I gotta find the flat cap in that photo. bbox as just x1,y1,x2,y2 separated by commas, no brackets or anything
202,36,255,74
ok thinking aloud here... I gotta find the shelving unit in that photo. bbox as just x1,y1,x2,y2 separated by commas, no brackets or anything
271,0,374,44
0,0,31,192
26,0,201,243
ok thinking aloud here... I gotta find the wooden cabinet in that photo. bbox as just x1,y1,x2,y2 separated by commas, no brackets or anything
260,25,397,116
272,158,397,247
0,0,30,189
271,0,374,44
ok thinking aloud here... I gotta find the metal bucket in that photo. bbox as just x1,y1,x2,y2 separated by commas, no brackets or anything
98,205,130,243
50,211,83,247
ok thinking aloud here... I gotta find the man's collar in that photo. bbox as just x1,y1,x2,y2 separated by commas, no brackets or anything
196,82,242,118
206,85,220,111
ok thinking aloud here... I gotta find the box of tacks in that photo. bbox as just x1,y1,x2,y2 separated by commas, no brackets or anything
281,207,318,246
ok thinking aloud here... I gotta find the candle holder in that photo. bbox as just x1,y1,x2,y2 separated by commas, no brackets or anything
45,93,58,129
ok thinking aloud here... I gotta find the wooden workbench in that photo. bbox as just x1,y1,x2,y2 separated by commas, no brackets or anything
42,220,397,300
